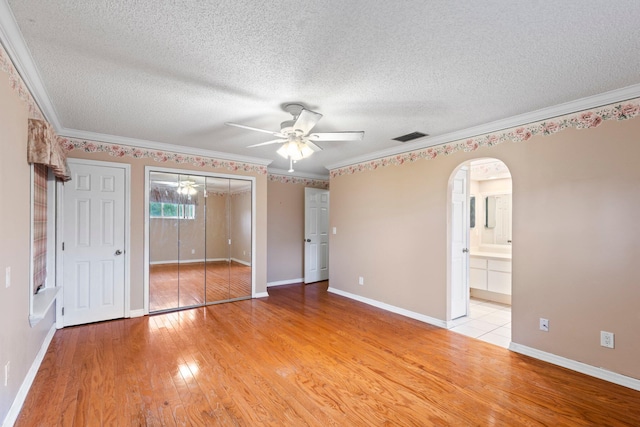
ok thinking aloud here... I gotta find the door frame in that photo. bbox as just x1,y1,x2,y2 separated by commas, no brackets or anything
304,187,330,284
56,158,131,329
143,166,257,314
447,165,470,321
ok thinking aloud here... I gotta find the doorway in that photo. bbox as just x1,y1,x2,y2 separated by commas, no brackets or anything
448,158,513,348
144,167,255,314
60,159,130,327
304,187,329,283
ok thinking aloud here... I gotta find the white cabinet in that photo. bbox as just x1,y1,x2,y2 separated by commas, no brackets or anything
469,255,511,295
470,257,488,290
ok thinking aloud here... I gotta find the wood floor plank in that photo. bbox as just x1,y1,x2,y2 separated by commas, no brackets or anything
15,282,640,426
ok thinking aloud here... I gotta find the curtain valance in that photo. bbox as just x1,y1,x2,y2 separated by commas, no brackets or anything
27,119,71,181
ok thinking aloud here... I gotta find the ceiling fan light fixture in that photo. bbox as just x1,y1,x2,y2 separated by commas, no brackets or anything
177,185,197,196
277,140,314,161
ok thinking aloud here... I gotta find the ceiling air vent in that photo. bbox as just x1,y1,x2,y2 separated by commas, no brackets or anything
392,131,428,143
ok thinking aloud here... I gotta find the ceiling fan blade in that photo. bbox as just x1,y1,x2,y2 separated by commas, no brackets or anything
303,140,323,152
293,109,323,135
247,139,287,148
225,122,284,137
152,180,179,186
308,131,364,141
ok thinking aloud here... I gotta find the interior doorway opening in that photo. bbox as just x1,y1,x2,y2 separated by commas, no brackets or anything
448,158,513,348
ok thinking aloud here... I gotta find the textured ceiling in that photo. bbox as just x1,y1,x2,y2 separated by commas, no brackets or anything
4,0,640,176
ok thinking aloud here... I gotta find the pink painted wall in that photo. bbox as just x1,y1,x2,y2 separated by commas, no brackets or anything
0,69,56,424
267,180,306,284
330,118,640,379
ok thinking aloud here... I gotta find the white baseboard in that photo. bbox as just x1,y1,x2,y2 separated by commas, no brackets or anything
3,323,57,427
327,287,447,329
509,342,640,392
149,258,228,265
253,292,269,298
128,309,145,318
267,278,304,287
230,258,251,267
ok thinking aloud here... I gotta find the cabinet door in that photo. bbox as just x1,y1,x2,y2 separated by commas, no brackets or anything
488,271,511,294
470,268,487,290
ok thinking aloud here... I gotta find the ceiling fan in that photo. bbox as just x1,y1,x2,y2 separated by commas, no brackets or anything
153,179,201,196
225,103,364,172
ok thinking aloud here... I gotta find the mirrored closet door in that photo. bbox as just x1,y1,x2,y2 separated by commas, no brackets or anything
148,171,252,313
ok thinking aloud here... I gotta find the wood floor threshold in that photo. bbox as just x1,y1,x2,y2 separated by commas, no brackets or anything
15,282,640,426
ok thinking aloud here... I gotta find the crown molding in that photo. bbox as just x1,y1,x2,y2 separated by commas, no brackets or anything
326,83,640,170
0,0,61,128
61,127,273,166
267,167,329,180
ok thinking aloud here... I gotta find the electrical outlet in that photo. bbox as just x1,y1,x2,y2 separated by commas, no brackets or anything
601,331,615,349
4,361,9,386
332,227,337,235
539,318,549,332
358,276,364,286
191,249,195,254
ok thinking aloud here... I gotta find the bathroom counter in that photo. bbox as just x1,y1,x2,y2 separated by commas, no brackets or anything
470,251,511,260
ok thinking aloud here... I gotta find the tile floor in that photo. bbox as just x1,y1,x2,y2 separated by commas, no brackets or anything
449,298,511,348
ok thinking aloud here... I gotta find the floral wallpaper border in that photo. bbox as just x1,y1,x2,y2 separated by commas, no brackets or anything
470,159,511,180
268,173,330,189
4,42,639,180
60,137,268,175
0,43,44,121
330,98,640,178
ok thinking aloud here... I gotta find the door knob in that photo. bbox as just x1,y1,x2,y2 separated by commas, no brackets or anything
462,248,469,253
115,249,123,256
305,239,311,242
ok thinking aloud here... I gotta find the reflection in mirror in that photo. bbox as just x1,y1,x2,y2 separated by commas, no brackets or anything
482,194,511,245
149,172,181,311
148,171,252,313
469,158,512,249
205,177,230,303
485,196,496,228
177,174,206,308
204,178,252,303
229,179,252,299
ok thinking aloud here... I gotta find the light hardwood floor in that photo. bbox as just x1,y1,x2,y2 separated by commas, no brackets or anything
16,282,640,426
149,261,251,312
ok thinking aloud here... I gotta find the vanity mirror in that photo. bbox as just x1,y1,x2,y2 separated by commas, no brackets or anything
482,193,512,245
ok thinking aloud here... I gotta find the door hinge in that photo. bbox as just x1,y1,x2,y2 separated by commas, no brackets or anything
62,307,64,316
62,242,65,251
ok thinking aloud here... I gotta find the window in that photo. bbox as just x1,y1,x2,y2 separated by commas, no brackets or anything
149,202,195,219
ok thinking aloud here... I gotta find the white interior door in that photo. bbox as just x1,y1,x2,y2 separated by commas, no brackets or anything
62,161,126,326
304,188,329,283
451,167,469,319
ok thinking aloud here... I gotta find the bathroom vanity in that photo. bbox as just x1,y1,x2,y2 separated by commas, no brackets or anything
469,250,512,304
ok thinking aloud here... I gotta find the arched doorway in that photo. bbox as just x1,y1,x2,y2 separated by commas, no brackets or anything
448,158,513,348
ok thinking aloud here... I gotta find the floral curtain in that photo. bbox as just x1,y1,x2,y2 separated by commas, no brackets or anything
27,118,71,181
